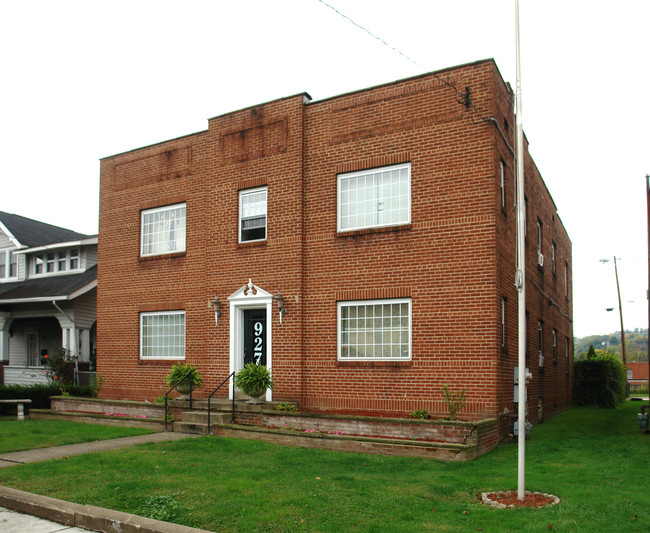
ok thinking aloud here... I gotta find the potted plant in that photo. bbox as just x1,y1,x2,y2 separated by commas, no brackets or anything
166,363,202,399
234,363,275,403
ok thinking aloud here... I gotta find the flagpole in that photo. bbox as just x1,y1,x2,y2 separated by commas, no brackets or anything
515,0,527,502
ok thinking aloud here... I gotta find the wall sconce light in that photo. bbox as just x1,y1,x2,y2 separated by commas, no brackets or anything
213,295,221,326
276,291,286,324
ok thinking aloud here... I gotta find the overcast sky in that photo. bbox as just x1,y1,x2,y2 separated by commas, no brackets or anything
1,1,648,338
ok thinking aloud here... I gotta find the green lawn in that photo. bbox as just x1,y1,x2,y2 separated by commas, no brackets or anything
0,402,648,532
0,419,154,453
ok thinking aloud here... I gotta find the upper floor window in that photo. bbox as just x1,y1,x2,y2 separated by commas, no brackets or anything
338,298,411,360
500,160,505,209
140,310,185,359
551,241,557,275
338,163,410,232
239,187,267,243
537,219,543,254
34,254,44,275
501,297,506,348
31,248,81,276
564,261,569,297
538,320,544,367
141,203,186,257
552,328,557,364
69,248,79,269
46,252,56,273
0,248,17,279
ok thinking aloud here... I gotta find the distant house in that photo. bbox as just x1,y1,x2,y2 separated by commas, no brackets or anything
0,212,97,385
98,59,573,436
626,362,649,391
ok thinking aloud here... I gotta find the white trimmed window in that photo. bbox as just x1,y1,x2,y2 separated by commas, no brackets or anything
338,298,411,360
30,249,82,276
34,254,44,275
338,163,411,232
0,248,18,279
141,203,186,257
140,311,185,359
239,187,267,243
46,252,56,273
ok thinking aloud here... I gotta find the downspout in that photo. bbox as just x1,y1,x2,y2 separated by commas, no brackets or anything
52,300,74,324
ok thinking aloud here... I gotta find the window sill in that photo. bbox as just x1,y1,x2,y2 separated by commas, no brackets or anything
237,240,267,249
336,224,412,239
139,252,186,262
139,357,186,363
336,360,412,368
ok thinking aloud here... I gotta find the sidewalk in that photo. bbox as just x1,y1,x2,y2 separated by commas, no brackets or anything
0,432,211,533
0,431,198,468
1,505,92,532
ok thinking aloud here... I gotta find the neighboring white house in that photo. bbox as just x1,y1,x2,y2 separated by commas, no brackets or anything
0,212,97,385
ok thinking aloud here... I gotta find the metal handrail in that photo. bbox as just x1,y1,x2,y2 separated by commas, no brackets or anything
207,371,236,434
164,369,196,432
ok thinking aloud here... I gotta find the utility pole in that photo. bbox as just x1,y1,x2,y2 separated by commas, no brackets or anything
613,257,627,366
646,174,650,412
514,0,527,502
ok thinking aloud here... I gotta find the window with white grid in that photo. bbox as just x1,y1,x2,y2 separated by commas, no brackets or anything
140,311,185,359
239,187,267,242
141,203,186,257
338,299,411,360
338,163,410,232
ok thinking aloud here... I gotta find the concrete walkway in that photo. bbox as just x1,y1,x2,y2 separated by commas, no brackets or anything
0,432,211,532
0,431,199,468
1,505,92,532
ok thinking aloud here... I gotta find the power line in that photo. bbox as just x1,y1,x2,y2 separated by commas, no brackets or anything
315,0,491,124
316,0,425,71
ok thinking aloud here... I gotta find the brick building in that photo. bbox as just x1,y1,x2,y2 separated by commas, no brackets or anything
98,59,572,432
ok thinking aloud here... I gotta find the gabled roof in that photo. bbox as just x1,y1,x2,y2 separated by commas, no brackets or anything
0,211,92,248
0,265,97,304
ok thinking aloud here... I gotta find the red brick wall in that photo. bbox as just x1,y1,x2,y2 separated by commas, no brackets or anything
97,60,572,432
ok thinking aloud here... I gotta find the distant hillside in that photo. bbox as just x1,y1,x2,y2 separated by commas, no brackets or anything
575,329,648,361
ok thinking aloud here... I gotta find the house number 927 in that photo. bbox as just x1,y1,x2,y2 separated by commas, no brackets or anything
254,321,263,365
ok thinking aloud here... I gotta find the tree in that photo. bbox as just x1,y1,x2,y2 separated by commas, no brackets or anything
586,344,597,359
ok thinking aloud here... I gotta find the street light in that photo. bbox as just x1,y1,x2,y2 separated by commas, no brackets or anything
599,257,627,365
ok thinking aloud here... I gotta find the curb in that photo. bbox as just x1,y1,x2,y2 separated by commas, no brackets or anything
0,486,212,533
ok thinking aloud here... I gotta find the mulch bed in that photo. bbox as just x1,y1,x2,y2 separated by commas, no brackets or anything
481,490,560,508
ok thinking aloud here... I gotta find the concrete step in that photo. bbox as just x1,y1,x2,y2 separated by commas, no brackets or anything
181,411,232,425
172,421,212,435
170,398,298,413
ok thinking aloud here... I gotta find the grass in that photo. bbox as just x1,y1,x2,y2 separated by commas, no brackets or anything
0,402,648,532
0,419,155,453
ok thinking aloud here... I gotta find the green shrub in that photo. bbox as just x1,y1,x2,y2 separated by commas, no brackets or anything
234,364,274,397
165,363,202,390
573,353,627,408
274,401,297,412
408,409,430,419
442,384,466,420
0,384,95,415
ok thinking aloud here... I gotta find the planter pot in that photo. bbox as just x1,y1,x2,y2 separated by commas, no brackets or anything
176,383,193,400
245,387,267,404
